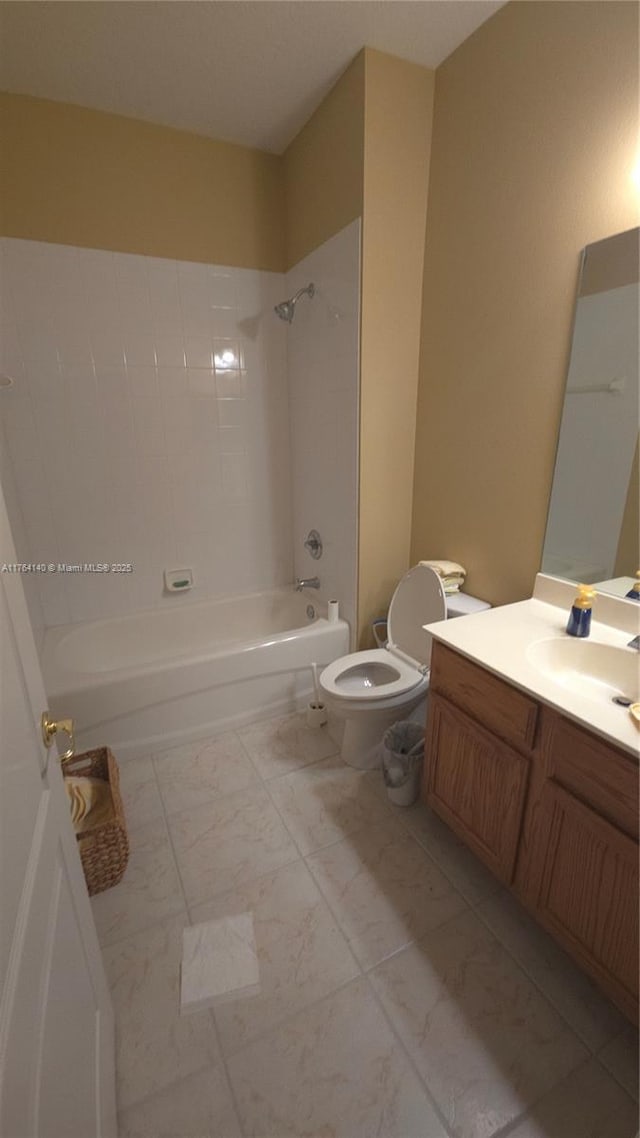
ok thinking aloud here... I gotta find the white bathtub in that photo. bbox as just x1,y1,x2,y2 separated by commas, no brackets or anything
41,589,349,758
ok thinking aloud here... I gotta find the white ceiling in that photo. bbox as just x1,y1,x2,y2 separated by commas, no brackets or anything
0,1,504,154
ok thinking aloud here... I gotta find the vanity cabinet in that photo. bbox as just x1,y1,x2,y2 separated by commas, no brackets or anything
423,641,639,1023
426,695,530,884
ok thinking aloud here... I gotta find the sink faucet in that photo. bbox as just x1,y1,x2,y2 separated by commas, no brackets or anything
296,577,320,591
627,635,640,650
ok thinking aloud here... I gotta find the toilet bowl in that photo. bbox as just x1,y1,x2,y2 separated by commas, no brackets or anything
320,564,488,768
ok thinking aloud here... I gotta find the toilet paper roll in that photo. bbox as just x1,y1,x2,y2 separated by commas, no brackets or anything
327,600,339,623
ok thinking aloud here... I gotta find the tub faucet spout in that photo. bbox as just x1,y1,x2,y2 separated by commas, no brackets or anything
296,577,320,591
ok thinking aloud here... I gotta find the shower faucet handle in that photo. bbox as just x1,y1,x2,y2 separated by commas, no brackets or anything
304,530,323,560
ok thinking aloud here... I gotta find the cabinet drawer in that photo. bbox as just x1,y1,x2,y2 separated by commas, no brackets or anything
430,642,539,753
543,710,638,840
425,693,530,885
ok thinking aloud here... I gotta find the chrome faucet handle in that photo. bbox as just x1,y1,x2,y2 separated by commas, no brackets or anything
303,530,323,560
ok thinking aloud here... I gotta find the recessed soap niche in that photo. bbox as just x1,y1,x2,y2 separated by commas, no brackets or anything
164,568,194,594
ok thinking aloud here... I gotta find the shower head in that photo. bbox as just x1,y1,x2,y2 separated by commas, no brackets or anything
274,282,315,323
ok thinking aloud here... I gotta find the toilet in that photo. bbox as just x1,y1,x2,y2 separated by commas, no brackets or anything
320,564,489,768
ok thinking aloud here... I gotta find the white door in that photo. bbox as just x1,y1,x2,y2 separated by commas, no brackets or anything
0,486,117,1138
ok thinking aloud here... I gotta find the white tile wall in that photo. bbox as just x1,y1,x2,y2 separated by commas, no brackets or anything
285,221,360,643
0,239,292,625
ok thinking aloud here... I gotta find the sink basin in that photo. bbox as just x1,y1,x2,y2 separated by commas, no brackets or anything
526,638,639,705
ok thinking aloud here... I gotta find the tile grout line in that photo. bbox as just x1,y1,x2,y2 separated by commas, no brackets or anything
97,902,188,955
385,798,630,1060
149,749,196,920
469,896,625,1058
118,742,249,1137
594,1045,640,1104
212,972,365,1066
112,724,637,1135
485,1052,631,1138
256,742,470,1138
361,967,458,1138
205,1002,250,1138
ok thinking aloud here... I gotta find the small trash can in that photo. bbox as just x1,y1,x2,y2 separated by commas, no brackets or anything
381,721,425,807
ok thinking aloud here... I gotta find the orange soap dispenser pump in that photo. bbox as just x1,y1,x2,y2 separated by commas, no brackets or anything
566,584,596,638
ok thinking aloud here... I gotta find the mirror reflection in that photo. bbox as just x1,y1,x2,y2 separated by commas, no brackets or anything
542,227,639,598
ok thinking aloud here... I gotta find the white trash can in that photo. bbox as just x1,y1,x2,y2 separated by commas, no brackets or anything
381,721,424,807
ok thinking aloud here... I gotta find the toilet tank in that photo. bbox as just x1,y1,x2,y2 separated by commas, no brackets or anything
446,592,491,619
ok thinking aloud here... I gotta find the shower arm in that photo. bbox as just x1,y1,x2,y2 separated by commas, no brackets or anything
291,284,315,304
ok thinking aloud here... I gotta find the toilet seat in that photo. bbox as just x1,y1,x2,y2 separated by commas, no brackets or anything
320,565,447,711
320,648,424,703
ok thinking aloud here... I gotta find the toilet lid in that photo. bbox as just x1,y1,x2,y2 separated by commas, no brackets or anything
387,564,446,667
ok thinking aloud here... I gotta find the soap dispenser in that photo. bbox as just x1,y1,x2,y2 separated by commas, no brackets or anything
566,585,596,638
625,571,640,601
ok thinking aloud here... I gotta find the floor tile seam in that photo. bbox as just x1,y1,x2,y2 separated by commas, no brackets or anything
360,968,457,1138
151,756,264,821
256,763,318,860
98,900,189,955
470,899,619,1057
151,765,196,916
233,720,340,782
301,848,373,975
485,1052,627,1138
115,1057,226,1123
389,810,626,1054
260,751,341,793
154,733,319,837
364,906,591,1108
149,724,244,765
152,732,312,911
461,903,595,1059
258,751,334,783
596,1046,640,1104
215,971,366,1067
183,849,307,922
393,824,475,913
298,812,412,863
386,809,496,907
183,848,304,916
205,1005,250,1138
595,1054,640,1107
302,843,476,975
394,826,491,918
261,771,406,858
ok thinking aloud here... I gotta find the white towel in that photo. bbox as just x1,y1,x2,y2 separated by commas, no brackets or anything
420,560,466,580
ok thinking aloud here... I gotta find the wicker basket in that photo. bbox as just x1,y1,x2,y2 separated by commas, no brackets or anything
63,747,129,896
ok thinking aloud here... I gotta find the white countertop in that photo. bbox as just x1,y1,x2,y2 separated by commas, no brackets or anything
425,596,640,758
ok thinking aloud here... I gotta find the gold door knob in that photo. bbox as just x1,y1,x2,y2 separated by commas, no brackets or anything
41,711,76,763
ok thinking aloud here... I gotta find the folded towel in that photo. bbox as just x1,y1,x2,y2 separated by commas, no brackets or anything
65,776,113,833
420,560,467,580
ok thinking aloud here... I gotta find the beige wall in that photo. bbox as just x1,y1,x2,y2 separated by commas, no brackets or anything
283,53,365,270
411,0,640,607
282,48,434,643
0,93,285,270
358,50,435,643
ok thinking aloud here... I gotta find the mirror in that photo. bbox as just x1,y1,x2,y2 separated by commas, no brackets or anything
542,227,639,598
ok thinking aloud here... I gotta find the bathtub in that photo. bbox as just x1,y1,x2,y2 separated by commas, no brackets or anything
41,589,349,759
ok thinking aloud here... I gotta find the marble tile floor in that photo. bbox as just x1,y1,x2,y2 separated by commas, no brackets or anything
95,711,639,1138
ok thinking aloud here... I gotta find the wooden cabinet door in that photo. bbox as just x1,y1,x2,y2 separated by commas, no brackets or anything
535,781,639,1023
424,694,530,885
